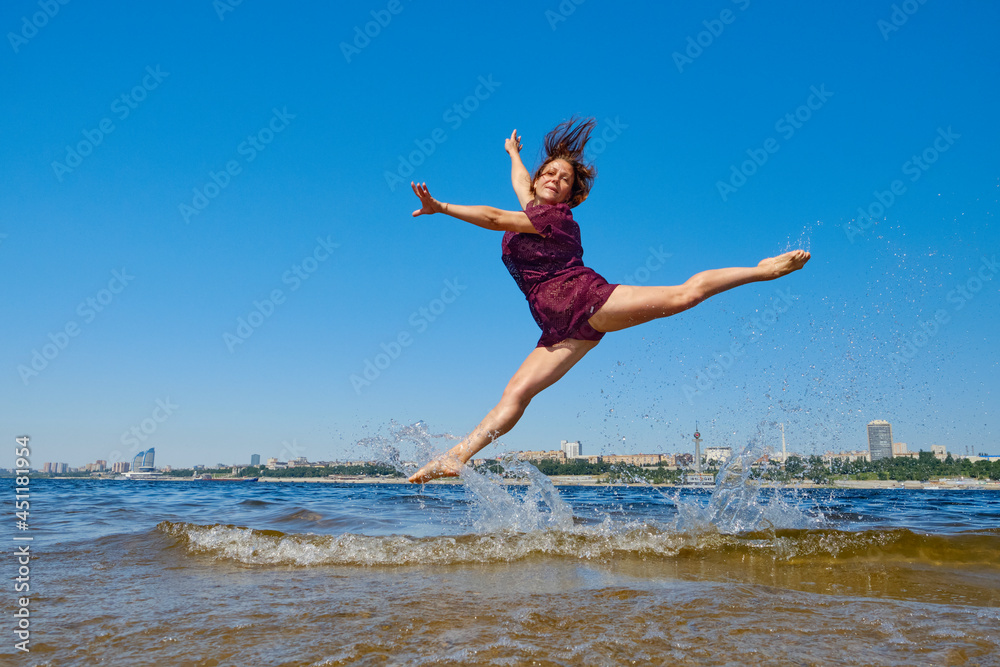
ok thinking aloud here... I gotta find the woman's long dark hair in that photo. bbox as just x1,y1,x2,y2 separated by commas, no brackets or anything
531,117,597,208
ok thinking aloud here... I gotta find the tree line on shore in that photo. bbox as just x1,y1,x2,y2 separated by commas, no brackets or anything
13,451,998,483
169,463,401,478
474,451,1000,484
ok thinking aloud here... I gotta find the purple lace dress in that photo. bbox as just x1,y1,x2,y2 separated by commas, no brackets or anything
501,202,618,347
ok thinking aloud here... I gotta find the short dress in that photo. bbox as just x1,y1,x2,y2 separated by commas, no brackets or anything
501,201,619,348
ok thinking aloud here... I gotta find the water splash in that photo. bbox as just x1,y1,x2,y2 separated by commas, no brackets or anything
355,421,576,532
356,420,819,538
355,420,459,478
460,456,575,533
782,220,819,254
676,424,818,534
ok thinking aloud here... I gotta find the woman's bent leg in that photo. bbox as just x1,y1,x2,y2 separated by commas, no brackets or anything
588,250,809,333
408,339,599,483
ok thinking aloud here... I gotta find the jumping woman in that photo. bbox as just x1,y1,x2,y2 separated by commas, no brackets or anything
407,118,809,484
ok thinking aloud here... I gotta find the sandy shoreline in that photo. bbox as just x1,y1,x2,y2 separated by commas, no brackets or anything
53,475,1000,490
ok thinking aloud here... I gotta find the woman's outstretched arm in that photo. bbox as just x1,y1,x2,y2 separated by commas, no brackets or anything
411,182,538,234
505,129,533,209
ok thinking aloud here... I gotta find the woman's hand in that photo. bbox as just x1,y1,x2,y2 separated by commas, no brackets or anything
504,129,522,155
411,182,444,217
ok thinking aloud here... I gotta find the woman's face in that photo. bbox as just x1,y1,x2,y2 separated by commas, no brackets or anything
534,159,574,205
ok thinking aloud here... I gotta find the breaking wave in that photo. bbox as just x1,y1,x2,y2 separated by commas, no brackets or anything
158,520,1000,569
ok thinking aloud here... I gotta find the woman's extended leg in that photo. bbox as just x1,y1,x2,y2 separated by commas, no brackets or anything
588,250,810,333
408,338,599,483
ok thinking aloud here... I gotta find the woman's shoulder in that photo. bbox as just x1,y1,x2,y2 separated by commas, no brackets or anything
523,201,579,238
525,201,574,216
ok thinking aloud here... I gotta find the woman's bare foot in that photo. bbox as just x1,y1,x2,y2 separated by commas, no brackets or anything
408,455,465,484
758,250,810,280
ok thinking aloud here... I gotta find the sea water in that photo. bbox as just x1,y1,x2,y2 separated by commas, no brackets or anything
5,446,1000,666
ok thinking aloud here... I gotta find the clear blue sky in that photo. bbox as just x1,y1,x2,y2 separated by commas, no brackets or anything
3,0,998,468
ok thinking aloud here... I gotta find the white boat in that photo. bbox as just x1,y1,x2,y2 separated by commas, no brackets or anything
118,470,164,480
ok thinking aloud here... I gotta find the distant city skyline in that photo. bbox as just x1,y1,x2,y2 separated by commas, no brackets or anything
30,416,998,472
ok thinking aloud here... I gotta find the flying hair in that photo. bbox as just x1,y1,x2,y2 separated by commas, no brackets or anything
531,117,597,208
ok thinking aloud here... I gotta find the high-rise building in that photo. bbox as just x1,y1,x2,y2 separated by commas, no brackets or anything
250,454,260,466
132,448,157,472
560,440,581,458
867,420,894,461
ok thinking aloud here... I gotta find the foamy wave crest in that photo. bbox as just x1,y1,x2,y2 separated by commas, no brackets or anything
159,522,1000,569
160,520,691,566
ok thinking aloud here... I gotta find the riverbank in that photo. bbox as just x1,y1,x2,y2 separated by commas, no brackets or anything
52,475,1000,490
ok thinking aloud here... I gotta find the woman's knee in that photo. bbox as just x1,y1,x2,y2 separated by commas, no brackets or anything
498,386,532,419
505,390,533,414
673,283,705,313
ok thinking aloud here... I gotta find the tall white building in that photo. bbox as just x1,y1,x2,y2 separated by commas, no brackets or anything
560,440,581,458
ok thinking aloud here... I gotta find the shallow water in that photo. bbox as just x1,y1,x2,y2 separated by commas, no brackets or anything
5,474,1000,666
